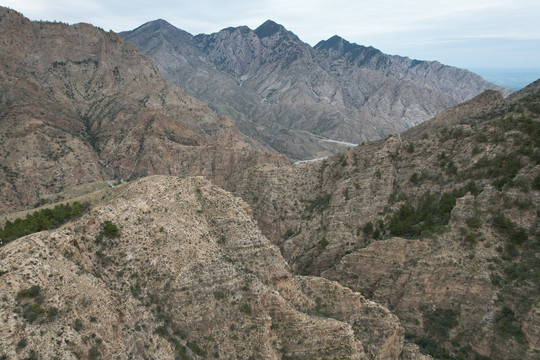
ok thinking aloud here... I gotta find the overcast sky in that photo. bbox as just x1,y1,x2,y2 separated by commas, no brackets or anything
2,0,539,85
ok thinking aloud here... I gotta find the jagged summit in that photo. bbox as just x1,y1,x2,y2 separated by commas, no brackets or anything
254,19,287,38
221,25,251,34
316,35,380,57
316,35,345,47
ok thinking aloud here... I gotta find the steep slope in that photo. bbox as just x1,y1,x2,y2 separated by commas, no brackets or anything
0,175,405,359
232,84,540,359
0,7,287,215
122,19,508,160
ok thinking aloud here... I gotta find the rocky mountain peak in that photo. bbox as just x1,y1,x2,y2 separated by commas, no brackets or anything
316,35,380,60
254,19,287,38
317,35,345,47
221,25,252,34
124,18,193,44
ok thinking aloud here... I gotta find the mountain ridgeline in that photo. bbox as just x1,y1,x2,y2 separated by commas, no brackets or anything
121,19,510,161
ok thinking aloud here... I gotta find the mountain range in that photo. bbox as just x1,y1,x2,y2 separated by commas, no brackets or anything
0,6,539,360
121,19,510,160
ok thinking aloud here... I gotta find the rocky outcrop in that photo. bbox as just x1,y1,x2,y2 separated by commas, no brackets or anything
0,7,287,215
0,176,403,359
122,19,509,160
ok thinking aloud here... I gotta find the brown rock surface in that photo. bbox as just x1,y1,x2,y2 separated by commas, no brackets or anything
0,175,403,359
0,7,287,215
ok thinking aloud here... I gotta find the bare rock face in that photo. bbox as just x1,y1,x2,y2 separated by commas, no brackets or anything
0,7,287,215
0,176,403,359
121,19,509,161
232,88,540,359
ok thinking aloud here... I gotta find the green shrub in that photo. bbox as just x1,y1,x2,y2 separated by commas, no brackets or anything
74,318,83,331
101,221,119,238
88,346,101,360
495,307,527,343
510,227,528,245
17,338,27,349
17,285,41,298
155,326,169,337
240,304,252,315
0,202,88,244
22,302,45,323
363,222,374,236
305,194,332,213
466,217,482,229
533,175,540,190
493,215,514,232
476,132,489,142
464,232,478,244
319,237,329,248
464,181,482,196
25,350,38,360
187,342,206,356
388,189,464,238
423,308,459,338
493,215,528,244
47,307,58,318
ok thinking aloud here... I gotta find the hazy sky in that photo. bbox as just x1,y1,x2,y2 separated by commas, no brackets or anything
2,0,539,82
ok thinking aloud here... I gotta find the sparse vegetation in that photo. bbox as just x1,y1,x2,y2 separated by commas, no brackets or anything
17,285,41,299
305,193,331,214
423,308,458,338
495,307,527,344
492,214,528,245
388,190,458,237
466,217,482,229
363,222,374,236
318,236,329,248
100,220,119,238
0,202,89,244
